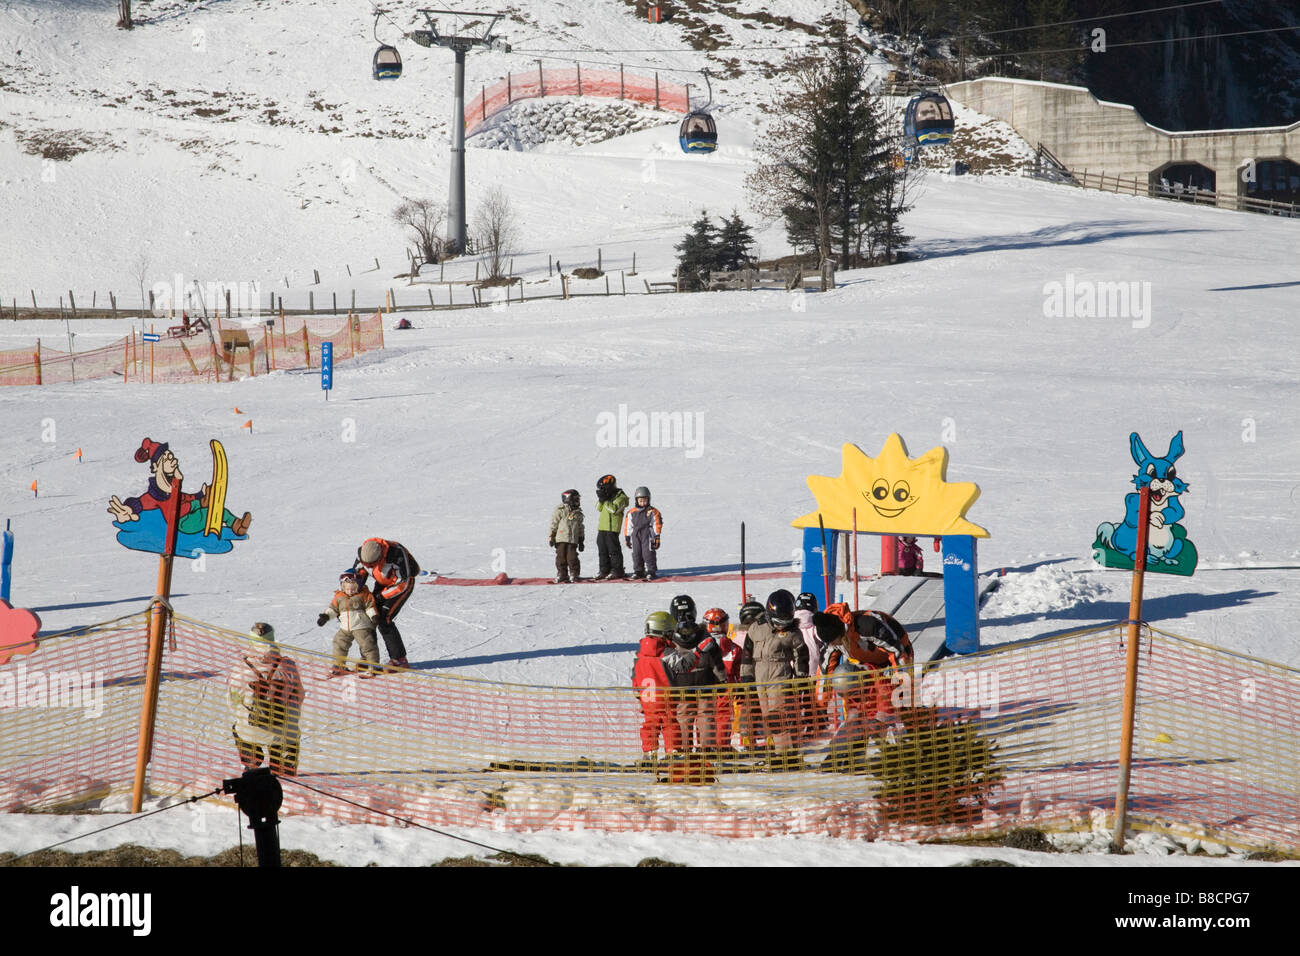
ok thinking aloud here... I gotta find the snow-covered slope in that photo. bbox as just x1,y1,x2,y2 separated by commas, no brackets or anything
2,0,1298,868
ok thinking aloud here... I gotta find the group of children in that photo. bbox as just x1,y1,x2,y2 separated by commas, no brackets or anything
548,475,665,583
633,588,913,772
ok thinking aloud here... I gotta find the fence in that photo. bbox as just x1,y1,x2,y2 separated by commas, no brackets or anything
1037,166,1299,218
2,613,1296,852
0,311,384,387
465,66,690,137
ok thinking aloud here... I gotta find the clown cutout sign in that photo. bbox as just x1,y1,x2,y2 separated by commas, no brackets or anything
108,437,251,556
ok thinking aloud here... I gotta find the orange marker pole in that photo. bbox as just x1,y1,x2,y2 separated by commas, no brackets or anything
1113,485,1152,850
30,480,37,498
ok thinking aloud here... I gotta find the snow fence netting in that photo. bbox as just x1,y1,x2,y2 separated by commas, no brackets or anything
465,67,689,137
0,312,385,386
1,615,1296,852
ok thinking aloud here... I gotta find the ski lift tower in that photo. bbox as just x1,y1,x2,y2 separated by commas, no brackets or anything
411,9,511,256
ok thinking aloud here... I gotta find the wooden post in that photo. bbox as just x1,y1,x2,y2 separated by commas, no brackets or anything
621,271,626,295
303,324,311,367
507,72,512,103
309,291,315,314
605,275,610,296
33,339,41,385
632,251,636,274
598,248,602,271
577,62,582,96
333,292,337,315
562,274,570,300
314,269,320,284
131,478,183,813
268,321,276,370
351,290,356,312
1113,486,1152,851
655,72,660,109
538,60,544,94
440,262,445,282
123,336,128,383
346,263,352,276
428,289,436,310
619,64,624,99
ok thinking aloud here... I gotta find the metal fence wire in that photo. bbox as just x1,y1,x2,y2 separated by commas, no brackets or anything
1,613,1296,851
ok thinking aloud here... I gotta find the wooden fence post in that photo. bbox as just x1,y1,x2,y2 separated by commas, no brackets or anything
303,324,311,368
34,339,41,385
69,291,76,317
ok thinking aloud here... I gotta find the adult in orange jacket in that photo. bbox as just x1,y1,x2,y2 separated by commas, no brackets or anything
354,537,419,670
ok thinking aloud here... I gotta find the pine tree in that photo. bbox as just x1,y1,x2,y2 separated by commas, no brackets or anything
748,25,904,268
673,211,721,292
715,210,756,273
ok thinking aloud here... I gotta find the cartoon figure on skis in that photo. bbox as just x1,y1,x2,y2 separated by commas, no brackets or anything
108,437,251,556
1093,430,1197,575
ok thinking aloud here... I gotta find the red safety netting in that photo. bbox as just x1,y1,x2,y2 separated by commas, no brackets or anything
466,67,689,136
2,615,1296,851
0,312,385,387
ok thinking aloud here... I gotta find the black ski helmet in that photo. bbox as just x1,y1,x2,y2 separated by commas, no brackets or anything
561,489,580,507
796,591,819,612
670,594,697,624
738,600,765,626
765,589,796,629
597,474,617,498
673,620,704,648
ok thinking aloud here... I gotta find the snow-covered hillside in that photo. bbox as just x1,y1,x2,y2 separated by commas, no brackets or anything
2,1,1298,869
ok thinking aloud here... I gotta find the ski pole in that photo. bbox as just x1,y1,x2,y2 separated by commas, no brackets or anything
852,507,859,612
740,521,746,606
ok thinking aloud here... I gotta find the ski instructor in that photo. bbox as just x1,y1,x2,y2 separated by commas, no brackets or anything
353,537,419,671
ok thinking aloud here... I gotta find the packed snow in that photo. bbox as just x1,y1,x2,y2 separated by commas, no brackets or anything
1,0,1297,867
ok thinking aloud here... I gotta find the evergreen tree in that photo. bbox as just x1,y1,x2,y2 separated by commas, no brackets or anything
715,210,756,273
748,26,904,268
673,210,721,291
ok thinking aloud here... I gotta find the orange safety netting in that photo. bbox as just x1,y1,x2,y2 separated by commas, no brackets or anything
0,312,384,386
1,615,1296,851
466,67,689,137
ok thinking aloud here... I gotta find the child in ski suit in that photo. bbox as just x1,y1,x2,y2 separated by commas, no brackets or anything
623,486,663,580
317,569,380,676
594,475,629,580
634,611,683,759
819,604,913,771
549,490,585,582
897,536,924,575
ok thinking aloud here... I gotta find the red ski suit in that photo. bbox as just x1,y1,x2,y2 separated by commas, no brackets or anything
633,635,680,754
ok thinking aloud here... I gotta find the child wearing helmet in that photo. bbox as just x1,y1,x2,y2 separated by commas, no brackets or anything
633,610,683,761
742,589,810,768
703,607,744,752
317,569,381,676
622,487,663,580
549,490,586,583
793,592,829,740
594,475,629,580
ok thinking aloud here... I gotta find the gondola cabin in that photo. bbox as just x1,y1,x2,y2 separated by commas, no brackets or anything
679,111,717,154
373,45,402,81
904,92,954,147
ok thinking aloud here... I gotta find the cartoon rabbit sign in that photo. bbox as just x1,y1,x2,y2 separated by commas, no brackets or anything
1093,431,1198,576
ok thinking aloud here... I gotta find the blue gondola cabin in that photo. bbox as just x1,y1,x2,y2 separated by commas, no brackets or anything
904,93,954,147
374,45,402,81
679,112,717,154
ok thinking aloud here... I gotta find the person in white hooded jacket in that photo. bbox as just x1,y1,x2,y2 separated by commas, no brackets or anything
228,622,304,776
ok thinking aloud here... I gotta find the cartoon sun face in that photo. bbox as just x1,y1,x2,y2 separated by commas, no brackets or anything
866,478,918,518
793,434,988,537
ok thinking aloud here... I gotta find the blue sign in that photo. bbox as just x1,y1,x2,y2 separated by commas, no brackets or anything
142,332,161,343
1,520,13,602
321,342,333,391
